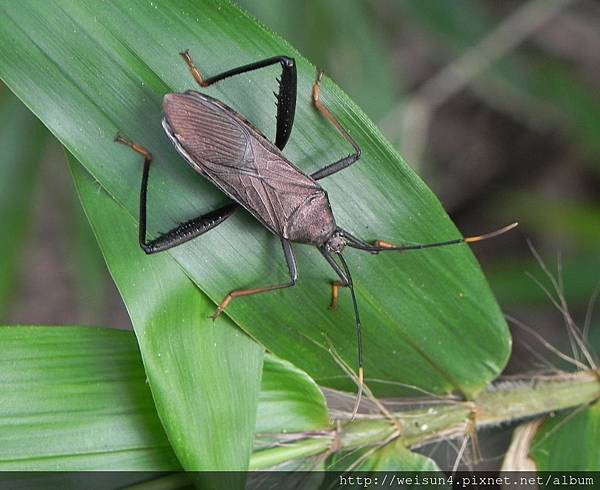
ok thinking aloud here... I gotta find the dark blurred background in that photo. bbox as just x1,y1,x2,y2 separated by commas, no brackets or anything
2,0,599,470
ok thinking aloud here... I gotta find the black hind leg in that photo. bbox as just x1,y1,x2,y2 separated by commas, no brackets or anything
180,50,297,150
115,133,238,254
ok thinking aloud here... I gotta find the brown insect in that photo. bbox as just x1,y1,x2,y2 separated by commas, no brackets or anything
116,50,517,407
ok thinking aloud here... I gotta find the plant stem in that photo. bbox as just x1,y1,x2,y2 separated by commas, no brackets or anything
249,437,333,470
251,371,600,469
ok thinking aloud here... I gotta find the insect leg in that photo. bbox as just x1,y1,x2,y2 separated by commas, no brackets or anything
180,50,297,150
310,70,362,181
211,238,298,320
115,133,238,254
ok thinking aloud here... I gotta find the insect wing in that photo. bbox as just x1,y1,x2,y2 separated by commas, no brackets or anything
163,91,251,172
163,91,324,237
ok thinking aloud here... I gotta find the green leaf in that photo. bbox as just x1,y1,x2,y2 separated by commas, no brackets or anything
256,354,330,435
0,326,179,471
356,440,441,473
328,439,441,474
0,88,46,318
0,325,330,470
0,0,509,398
71,160,264,471
530,402,600,471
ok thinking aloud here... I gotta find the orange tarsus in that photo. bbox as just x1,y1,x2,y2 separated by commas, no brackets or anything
373,240,395,249
211,294,232,321
329,281,343,310
114,133,152,160
180,49,209,87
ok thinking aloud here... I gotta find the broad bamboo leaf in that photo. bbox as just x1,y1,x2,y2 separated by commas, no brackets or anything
355,443,441,472
530,402,600,471
0,0,509,398
0,326,330,470
0,326,178,471
71,160,263,471
328,439,441,474
255,354,329,435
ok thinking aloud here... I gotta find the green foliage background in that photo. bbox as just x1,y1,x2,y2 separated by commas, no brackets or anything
1,0,599,474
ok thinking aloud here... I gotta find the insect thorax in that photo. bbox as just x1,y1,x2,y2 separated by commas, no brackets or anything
286,193,337,246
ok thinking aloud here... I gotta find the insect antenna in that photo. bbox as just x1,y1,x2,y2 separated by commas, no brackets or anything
345,222,518,253
337,252,364,419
